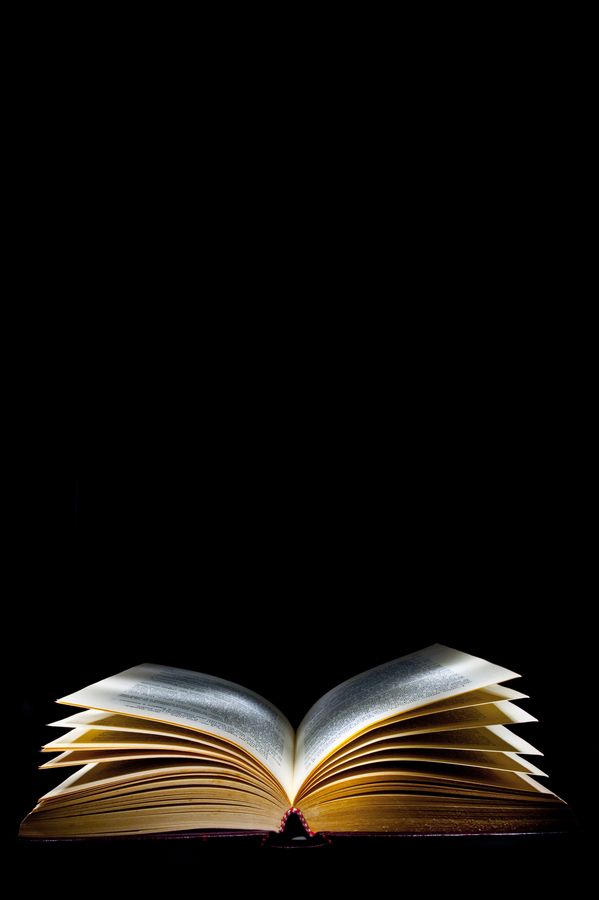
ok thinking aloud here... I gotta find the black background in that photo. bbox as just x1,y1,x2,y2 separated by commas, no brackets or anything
14,379,591,883
8,7,594,885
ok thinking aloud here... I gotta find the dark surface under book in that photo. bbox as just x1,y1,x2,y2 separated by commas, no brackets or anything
19,825,580,858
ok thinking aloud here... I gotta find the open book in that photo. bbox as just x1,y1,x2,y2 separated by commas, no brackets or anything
20,645,570,838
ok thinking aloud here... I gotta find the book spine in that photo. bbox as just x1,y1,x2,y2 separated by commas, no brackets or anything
279,807,315,836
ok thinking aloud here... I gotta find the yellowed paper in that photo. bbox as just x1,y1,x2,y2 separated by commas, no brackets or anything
294,644,520,792
56,664,295,799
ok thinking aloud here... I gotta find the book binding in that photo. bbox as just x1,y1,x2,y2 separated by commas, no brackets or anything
279,807,314,836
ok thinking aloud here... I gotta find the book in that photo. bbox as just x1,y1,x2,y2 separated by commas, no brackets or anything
19,644,571,839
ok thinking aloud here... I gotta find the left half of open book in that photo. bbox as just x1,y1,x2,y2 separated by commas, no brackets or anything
20,663,297,837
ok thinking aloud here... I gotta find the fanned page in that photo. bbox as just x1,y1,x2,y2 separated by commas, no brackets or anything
294,643,520,794
56,663,295,800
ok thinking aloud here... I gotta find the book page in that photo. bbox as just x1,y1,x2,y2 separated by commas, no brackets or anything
57,663,295,800
293,644,520,795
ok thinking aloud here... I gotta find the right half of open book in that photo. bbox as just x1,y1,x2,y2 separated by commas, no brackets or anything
295,688,563,834
20,646,573,838
290,643,570,834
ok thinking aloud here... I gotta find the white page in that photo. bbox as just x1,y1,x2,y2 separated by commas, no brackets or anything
57,663,295,800
293,644,520,795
